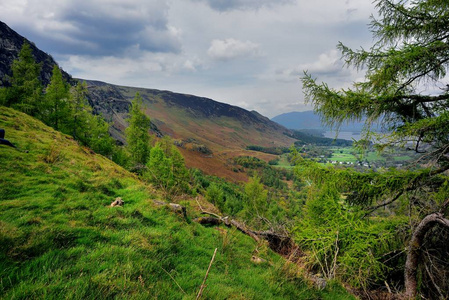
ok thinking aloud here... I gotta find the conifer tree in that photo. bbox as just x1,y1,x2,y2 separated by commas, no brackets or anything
146,138,189,197
1,42,42,115
69,81,91,141
125,92,151,168
43,65,70,130
244,175,268,218
301,1,449,297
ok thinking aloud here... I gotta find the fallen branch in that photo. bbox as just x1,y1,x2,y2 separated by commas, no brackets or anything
196,248,218,300
194,199,297,254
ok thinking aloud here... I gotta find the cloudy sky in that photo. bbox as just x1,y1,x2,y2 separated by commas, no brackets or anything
1,0,376,118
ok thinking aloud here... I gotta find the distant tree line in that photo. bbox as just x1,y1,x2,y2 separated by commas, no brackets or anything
246,145,290,155
288,130,353,147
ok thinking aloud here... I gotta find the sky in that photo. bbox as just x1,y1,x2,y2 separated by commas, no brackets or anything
0,0,377,118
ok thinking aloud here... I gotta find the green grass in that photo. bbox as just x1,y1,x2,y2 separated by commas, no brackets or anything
0,106,354,299
274,154,295,169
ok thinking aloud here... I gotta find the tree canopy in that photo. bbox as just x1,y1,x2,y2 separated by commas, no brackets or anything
301,1,449,297
0,42,42,115
125,92,152,168
302,0,449,168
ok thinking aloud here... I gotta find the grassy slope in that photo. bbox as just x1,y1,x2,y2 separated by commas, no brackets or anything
0,106,353,299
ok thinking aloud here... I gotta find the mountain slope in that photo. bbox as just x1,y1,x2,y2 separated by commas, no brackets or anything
0,21,296,181
0,21,71,86
272,111,366,132
0,106,352,299
84,80,296,180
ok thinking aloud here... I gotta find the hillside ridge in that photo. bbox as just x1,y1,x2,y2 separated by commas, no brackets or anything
0,21,71,86
0,105,352,299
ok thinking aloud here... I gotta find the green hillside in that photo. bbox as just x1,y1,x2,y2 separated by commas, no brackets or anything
0,106,352,299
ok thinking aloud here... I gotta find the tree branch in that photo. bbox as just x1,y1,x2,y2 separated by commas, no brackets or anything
405,213,449,298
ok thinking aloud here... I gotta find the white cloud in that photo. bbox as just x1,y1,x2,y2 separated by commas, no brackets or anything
300,49,343,75
0,0,377,118
207,38,261,61
275,50,350,82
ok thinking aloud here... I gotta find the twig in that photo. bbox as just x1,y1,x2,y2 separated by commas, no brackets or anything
423,253,444,299
196,248,218,300
439,198,449,214
196,198,223,219
195,197,204,211
160,266,186,295
331,231,339,278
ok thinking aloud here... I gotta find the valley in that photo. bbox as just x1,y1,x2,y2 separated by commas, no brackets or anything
2,2,449,298
84,80,296,181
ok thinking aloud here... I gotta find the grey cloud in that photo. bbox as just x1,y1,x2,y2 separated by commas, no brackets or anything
22,0,182,56
192,0,295,11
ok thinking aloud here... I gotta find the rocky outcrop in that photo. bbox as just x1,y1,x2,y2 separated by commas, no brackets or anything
0,21,72,86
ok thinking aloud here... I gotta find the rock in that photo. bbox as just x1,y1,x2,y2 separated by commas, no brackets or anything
251,256,266,264
168,203,187,218
110,197,124,207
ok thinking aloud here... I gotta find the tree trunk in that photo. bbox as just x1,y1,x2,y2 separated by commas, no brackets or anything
404,212,449,298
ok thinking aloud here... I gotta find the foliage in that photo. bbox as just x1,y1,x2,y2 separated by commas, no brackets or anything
243,175,268,219
294,159,409,288
125,92,152,168
145,138,190,198
246,145,290,155
302,0,449,167
233,156,292,189
299,2,449,292
0,47,115,158
289,130,353,147
66,81,115,157
42,65,70,130
190,170,245,216
0,106,357,299
0,42,42,115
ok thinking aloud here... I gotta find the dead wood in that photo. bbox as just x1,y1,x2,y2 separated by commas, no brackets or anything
230,219,260,242
404,212,449,299
196,248,217,300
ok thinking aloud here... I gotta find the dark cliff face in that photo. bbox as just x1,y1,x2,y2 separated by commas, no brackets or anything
82,79,293,148
0,21,71,86
84,79,289,132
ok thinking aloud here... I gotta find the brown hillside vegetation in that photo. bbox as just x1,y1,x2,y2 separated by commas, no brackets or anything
84,80,295,180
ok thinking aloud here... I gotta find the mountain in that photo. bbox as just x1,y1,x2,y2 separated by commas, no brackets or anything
0,21,71,86
84,80,296,180
0,21,296,180
272,111,366,132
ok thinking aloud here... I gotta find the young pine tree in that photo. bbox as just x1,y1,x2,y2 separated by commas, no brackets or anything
43,65,70,130
68,81,115,157
243,175,268,219
146,138,190,197
1,42,43,115
68,81,91,142
126,93,152,168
